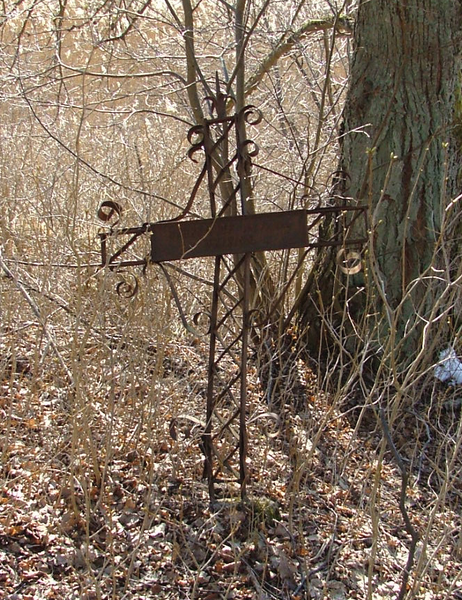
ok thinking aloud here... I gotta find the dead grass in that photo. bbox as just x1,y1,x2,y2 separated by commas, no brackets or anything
1,267,462,599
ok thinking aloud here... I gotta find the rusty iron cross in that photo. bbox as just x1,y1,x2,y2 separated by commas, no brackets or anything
97,91,367,503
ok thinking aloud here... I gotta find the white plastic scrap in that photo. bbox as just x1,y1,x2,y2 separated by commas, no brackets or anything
434,347,462,385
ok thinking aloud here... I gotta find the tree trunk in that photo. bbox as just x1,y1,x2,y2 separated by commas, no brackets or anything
300,0,462,365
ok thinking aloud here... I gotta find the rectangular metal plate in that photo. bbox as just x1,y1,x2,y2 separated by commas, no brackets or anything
150,210,308,262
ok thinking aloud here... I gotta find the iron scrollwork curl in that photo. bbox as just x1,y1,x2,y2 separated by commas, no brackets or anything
240,139,259,159
238,139,260,178
187,124,206,162
116,272,139,298
192,311,212,336
98,200,123,226
336,248,363,275
240,105,263,126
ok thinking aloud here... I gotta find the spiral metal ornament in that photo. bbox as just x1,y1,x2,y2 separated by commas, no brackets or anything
187,124,206,162
241,139,259,158
336,248,362,275
240,105,263,126
238,139,259,178
192,311,212,336
98,200,123,226
116,272,139,298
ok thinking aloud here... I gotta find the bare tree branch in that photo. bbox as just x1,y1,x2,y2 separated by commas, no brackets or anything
245,14,353,97
180,0,205,124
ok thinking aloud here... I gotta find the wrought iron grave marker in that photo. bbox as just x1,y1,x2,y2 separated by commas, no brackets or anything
98,93,367,502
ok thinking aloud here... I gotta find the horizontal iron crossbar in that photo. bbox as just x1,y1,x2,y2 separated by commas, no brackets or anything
99,205,367,267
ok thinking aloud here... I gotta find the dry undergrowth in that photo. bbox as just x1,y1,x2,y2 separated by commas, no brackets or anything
1,269,462,600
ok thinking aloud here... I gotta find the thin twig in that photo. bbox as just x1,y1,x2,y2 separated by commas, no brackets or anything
0,250,74,386
380,407,420,600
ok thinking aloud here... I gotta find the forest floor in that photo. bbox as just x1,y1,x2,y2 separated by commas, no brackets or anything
1,303,462,600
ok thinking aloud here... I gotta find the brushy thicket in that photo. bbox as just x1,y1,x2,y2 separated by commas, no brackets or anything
1,1,462,599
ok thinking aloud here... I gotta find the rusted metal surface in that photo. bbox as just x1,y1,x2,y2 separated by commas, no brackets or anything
99,204,367,268
97,88,367,503
99,224,149,268
150,211,308,262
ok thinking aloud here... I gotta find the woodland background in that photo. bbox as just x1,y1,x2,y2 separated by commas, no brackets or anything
1,0,462,598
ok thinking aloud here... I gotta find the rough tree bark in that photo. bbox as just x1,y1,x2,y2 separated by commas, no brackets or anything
300,0,462,365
